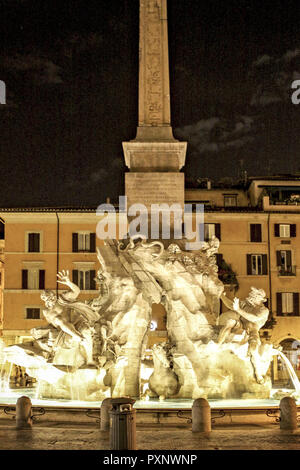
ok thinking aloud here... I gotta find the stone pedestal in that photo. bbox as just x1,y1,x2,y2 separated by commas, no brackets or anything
125,172,185,210
192,398,211,433
123,141,186,172
280,397,298,431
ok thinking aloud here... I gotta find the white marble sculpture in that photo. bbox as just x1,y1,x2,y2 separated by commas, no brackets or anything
2,236,283,401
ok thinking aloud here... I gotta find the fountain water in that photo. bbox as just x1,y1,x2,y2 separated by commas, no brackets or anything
0,349,299,410
273,350,300,398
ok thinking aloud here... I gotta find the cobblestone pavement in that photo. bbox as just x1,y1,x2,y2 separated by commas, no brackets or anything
0,422,299,451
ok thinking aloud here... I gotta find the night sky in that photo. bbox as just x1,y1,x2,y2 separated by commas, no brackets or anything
0,0,300,207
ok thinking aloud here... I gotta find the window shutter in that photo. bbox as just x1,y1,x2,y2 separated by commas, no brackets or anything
34,233,40,252
290,224,296,237
39,270,45,289
250,224,255,242
293,293,299,316
72,270,79,286
22,269,28,289
276,251,282,266
0,222,4,240
246,255,252,275
286,250,292,267
83,270,89,290
256,224,262,242
262,254,268,275
90,270,96,290
28,233,34,252
72,233,78,253
274,224,280,237
276,293,282,316
214,223,221,241
89,233,96,252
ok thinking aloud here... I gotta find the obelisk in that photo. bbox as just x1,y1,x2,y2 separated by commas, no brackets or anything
123,0,187,211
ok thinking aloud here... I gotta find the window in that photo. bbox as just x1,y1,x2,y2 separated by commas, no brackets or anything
250,224,262,242
252,254,262,275
274,224,296,238
72,232,96,252
78,233,90,251
246,254,268,275
72,269,96,290
280,225,290,238
277,293,299,316
26,308,41,319
224,195,237,207
276,250,295,275
27,233,41,252
22,269,45,289
204,223,221,241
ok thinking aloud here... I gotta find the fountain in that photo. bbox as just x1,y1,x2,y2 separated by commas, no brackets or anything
0,237,299,413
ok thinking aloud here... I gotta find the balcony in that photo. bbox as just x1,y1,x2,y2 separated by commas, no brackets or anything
262,195,300,212
278,265,296,277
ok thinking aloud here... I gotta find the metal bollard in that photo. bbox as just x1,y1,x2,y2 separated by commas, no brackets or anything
100,398,112,431
16,396,32,429
109,397,136,450
192,398,211,433
280,396,298,431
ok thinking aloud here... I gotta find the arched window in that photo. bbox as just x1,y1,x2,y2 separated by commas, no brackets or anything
277,338,300,385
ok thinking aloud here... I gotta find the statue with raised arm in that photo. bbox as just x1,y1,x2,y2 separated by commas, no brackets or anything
40,270,100,367
218,287,269,383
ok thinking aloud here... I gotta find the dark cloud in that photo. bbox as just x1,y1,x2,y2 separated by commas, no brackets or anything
249,48,300,107
3,54,63,84
176,116,255,155
0,0,300,205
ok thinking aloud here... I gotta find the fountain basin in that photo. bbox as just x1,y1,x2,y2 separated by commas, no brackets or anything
0,388,299,428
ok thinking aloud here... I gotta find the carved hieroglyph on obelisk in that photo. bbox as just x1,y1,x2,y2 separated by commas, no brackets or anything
123,0,187,210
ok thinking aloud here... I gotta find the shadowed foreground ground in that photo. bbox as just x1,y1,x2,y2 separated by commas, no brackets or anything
0,422,299,451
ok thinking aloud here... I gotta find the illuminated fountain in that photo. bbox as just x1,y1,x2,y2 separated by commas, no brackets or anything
0,238,299,409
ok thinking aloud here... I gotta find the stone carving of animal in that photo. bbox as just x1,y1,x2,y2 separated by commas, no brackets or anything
149,343,179,400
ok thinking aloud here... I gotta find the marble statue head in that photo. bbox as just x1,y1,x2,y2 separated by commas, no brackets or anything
41,289,57,308
247,287,267,305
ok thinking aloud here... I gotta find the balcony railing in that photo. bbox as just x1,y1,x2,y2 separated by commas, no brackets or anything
271,200,300,206
278,265,297,276
262,196,300,212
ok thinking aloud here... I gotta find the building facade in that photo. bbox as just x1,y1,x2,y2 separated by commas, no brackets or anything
1,176,300,376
